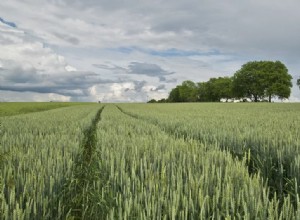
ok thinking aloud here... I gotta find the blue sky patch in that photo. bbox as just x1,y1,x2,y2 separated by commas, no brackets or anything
109,46,222,57
0,17,17,28
145,48,221,57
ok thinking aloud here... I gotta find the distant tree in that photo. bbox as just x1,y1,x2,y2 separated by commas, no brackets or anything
169,86,181,102
297,78,300,88
147,99,157,103
233,61,292,102
197,77,233,102
233,62,265,102
178,80,198,102
262,61,292,102
214,77,233,101
168,80,198,102
201,78,219,102
147,98,168,103
157,98,167,103
197,82,210,102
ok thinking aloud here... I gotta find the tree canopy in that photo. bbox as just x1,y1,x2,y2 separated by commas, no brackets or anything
232,61,292,102
168,80,198,102
166,77,233,103
149,60,294,103
197,77,233,102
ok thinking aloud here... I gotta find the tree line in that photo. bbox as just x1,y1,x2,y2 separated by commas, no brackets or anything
149,60,296,103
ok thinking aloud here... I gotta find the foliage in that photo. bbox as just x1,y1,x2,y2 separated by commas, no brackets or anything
167,77,233,102
232,62,265,101
157,98,168,103
198,77,233,102
147,99,157,103
148,98,168,103
168,86,180,102
233,61,292,102
165,60,293,103
169,80,198,102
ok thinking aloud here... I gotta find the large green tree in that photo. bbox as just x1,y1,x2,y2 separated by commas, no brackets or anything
233,61,292,102
212,77,233,101
197,81,211,102
168,86,181,102
197,77,233,102
168,80,198,102
179,80,198,102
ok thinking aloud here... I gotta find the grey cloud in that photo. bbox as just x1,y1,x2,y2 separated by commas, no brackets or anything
60,0,137,10
93,63,127,72
159,76,166,82
0,79,117,97
5,68,42,83
151,84,166,91
2,0,300,58
93,64,111,69
159,76,177,83
94,62,175,78
117,81,168,102
0,36,16,45
128,62,174,77
0,85,85,97
0,17,17,28
123,80,147,93
0,62,43,83
133,80,147,92
117,80,150,102
53,32,80,45
0,61,121,97
1,0,300,102
53,71,110,85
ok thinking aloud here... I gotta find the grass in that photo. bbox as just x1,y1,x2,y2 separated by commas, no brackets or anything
0,102,97,117
119,103,300,210
1,103,300,219
63,106,106,219
0,105,102,219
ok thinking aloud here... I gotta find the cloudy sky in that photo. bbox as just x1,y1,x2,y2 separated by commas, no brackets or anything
0,0,300,102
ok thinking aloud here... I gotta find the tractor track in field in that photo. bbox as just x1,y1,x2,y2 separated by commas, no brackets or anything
62,105,106,219
115,105,299,210
81,106,104,164
115,104,263,169
116,104,214,144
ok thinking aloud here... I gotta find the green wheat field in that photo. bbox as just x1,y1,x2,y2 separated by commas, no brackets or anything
0,102,300,219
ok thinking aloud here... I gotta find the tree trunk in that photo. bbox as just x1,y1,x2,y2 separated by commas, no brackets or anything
269,95,271,103
254,95,258,102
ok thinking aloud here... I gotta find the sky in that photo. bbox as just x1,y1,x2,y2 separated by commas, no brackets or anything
0,0,300,102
